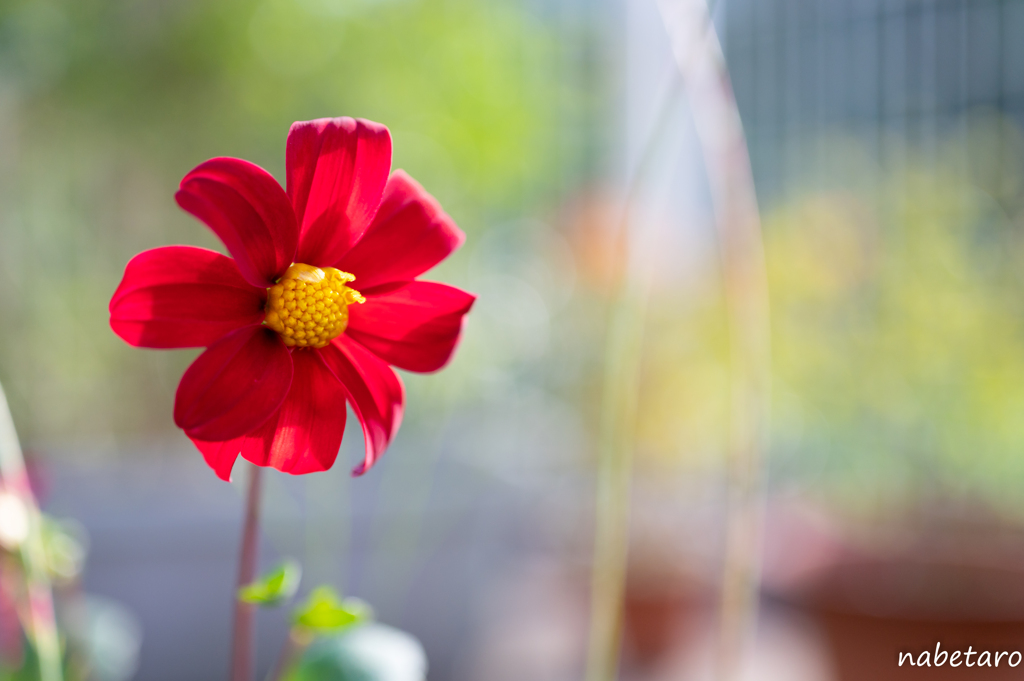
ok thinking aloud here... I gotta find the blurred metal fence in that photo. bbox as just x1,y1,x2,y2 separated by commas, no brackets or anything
720,0,1024,204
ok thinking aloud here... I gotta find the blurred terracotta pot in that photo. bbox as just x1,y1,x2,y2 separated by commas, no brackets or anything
622,579,701,668
620,557,711,673
794,559,1024,680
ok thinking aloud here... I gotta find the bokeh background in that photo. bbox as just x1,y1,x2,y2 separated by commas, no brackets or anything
3,0,1024,679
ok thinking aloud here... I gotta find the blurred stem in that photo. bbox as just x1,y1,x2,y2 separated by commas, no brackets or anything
583,61,683,681
232,464,264,681
0,382,62,681
656,0,771,679
584,2,730,677
584,284,649,681
268,629,310,681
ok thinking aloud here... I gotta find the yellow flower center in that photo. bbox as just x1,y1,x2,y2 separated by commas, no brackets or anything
264,263,365,348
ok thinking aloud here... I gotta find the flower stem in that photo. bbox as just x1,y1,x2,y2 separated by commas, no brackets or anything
231,464,263,681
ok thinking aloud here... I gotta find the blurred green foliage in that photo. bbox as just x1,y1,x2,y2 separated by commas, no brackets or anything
631,118,1024,511
766,124,1024,509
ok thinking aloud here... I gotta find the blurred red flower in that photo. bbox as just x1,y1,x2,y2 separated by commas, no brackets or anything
109,118,474,480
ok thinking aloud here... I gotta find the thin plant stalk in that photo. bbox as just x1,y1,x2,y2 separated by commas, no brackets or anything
655,0,772,679
583,69,685,681
584,4,729,679
0,381,62,681
231,463,264,681
584,281,649,681
268,629,311,681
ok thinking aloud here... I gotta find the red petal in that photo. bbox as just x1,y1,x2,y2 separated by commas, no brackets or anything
175,325,293,441
110,246,265,348
190,437,241,481
346,281,475,373
319,337,404,476
286,118,392,267
335,170,465,290
237,351,348,474
176,157,298,287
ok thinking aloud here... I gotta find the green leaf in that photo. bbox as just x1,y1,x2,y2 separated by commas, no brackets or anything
238,559,301,606
292,586,372,633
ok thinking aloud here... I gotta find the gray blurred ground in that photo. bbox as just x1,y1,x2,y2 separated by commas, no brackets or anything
41,443,534,681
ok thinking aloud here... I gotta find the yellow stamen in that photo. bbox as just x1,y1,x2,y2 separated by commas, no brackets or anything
264,263,365,348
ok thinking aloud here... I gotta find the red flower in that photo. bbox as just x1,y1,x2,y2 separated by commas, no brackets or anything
109,118,475,480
